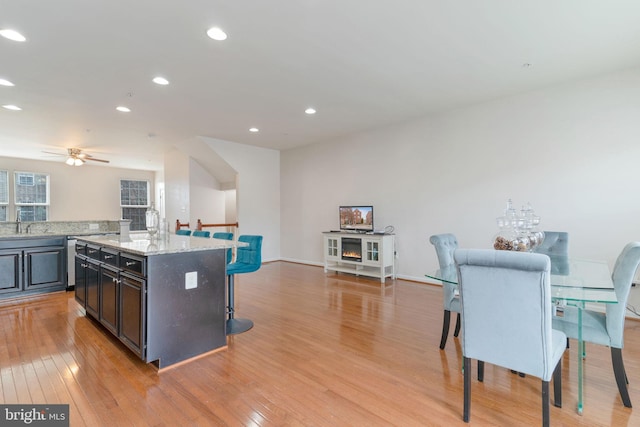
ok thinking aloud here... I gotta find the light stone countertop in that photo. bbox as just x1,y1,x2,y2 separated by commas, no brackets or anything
77,234,245,257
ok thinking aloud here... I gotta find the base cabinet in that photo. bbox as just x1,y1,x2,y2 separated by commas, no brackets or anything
75,244,146,360
323,232,396,284
0,237,67,298
119,272,145,357
100,265,119,335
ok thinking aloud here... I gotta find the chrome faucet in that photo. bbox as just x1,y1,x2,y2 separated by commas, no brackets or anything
26,224,32,234
16,209,22,234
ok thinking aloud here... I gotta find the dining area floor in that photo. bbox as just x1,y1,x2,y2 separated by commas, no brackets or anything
1,261,638,426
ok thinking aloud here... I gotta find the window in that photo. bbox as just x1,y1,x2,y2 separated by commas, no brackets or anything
120,179,150,231
0,170,8,221
15,172,49,221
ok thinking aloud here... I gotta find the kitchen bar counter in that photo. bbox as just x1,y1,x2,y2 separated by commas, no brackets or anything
74,234,244,369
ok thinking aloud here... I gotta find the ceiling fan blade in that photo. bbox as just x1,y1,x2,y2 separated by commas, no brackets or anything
42,150,66,156
85,157,110,163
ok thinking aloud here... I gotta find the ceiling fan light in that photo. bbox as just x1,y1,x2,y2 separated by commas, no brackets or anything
74,158,84,166
66,157,75,165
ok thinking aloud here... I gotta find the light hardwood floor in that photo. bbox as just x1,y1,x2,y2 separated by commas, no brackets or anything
1,261,638,426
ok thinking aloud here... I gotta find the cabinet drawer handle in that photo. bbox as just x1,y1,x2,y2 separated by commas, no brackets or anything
88,249,97,254
104,255,114,259
125,261,136,267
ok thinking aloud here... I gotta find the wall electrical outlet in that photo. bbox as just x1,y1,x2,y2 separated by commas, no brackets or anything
185,271,197,289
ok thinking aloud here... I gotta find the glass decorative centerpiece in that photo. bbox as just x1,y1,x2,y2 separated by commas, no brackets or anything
145,202,160,237
493,199,544,252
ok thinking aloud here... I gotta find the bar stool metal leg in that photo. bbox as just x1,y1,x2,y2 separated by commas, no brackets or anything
226,274,254,335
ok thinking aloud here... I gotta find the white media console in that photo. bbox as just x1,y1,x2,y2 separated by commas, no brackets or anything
322,231,396,284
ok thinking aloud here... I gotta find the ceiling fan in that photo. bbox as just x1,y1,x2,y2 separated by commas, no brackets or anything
42,148,110,166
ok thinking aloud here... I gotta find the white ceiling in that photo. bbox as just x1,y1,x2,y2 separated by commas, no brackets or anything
2,1,640,171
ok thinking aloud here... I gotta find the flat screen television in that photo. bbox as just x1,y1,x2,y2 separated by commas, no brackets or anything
339,205,374,232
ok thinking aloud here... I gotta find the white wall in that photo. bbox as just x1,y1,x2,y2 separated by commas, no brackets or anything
0,156,155,221
203,138,280,262
281,67,640,282
164,147,190,228
189,158,226,227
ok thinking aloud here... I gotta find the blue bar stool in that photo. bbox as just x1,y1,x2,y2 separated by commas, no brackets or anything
192,230,210,238
226,235,262,335
176,229,191,236
213,232,234,264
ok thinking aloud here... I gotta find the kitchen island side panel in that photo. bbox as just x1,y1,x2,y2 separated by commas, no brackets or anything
146,249,227,368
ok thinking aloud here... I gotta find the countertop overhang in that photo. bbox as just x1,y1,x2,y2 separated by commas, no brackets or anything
77,234,245,256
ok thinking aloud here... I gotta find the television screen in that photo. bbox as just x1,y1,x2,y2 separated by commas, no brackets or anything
339,206,374,232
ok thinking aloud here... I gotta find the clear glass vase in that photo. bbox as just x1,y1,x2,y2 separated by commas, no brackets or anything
145,202,160,237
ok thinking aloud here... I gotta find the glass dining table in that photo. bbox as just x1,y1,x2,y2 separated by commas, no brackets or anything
426,255,617,415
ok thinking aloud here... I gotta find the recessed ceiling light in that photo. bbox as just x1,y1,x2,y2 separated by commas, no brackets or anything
152,76,169,85
305,107,316,115
249,127,259,133
0,78,15,87
207,27,228,41
0,29,26,42
116,106,131,112
2,104,21,111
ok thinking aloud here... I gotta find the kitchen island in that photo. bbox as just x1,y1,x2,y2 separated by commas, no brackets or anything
75,234,243,370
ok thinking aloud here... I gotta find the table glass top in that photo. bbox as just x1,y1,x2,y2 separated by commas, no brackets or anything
426,257,617,304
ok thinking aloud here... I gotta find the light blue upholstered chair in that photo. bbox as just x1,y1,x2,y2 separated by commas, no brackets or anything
534,231,569,275
552,241,640,408
175,229,191,236
226,235,263,335
192,230,210,238
429,234,460,349
213,232,234,264
454,249,565,426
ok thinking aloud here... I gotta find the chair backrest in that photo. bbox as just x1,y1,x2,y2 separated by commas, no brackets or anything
535,231,569,256
175,229,192,236
213,232,234,241
430,234,459,309
607,242,640,347
534,231,569,274
192,230,210,238
213,232,234,264
454,248,556,380
429,233,458,269
228,235,263,274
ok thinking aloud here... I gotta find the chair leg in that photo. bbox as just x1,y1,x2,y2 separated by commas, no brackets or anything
454,312,461,337
542,380,550,427
553,359,562,408
227,274,235,320
463,357,471,423
439,310,451,350
226,274,254,335
611,347,632,408
477,361,484,382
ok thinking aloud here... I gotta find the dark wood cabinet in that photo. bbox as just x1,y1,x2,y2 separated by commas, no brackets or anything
0,237,67,298
25,245,66,290
74,254,86,306
74,243,147,360
120,272,145,357
85,259,100,319
100,265,119,335
0,249,21,295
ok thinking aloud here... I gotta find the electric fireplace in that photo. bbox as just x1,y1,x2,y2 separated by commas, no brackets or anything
341,237,362,262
